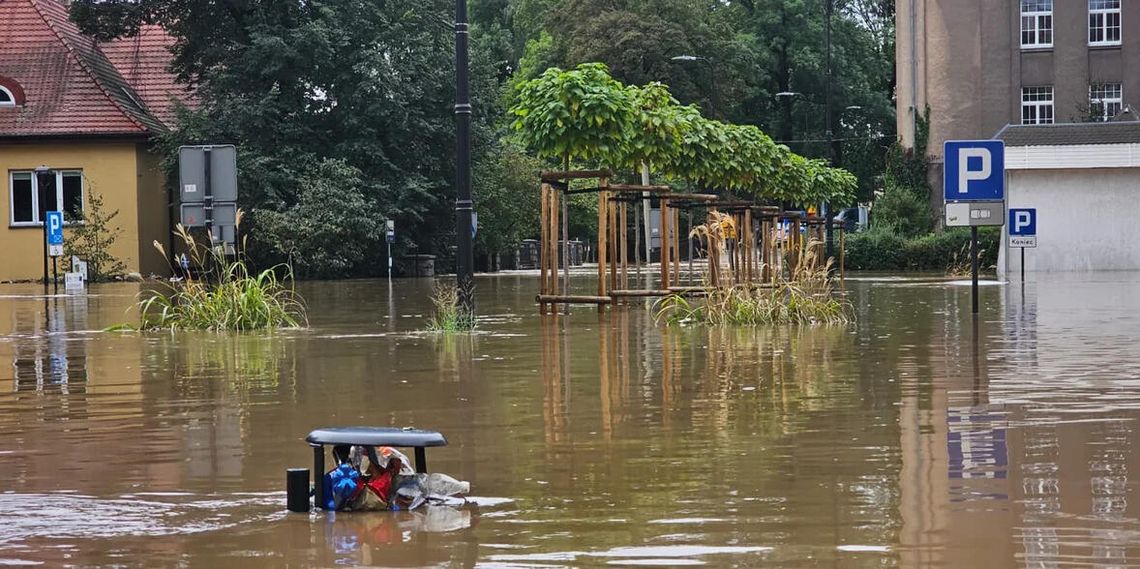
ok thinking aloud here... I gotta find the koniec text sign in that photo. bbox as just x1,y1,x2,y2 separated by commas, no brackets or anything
1008,208,1037,249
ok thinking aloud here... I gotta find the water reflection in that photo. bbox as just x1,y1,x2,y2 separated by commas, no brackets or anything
0,275,1139,566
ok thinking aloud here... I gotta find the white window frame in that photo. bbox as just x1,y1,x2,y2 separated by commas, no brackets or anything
0,86,14,107
1021,0,1054,49
1089,0,1122,46
1090,83,1123,121
8,170,85,227
1022,86,1055,125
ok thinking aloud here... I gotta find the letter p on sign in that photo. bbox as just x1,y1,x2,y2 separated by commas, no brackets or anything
958,148,991,194
1008,208,1036,236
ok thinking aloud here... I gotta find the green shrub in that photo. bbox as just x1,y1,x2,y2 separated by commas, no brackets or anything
425,283,476,332
870,188,932,238
64,188,126,281
845,227,999,272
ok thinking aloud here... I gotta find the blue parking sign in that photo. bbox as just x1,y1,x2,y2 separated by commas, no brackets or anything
1008,208,1036,236
944,140,1005,202
46,211,64,246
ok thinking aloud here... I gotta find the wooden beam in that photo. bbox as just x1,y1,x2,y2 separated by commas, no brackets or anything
536,294,612,304
541,169,613,181
606,183,672,192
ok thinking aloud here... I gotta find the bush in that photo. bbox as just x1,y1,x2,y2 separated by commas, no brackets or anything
846,227,999,272
137,222,306,331
425,282,476,332
870,188,932,238
64,188,126,281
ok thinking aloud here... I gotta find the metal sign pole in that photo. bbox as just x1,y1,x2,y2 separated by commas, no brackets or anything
52,257,58,294
971,226,979,315
42,216,48,292
1020,247,1025,282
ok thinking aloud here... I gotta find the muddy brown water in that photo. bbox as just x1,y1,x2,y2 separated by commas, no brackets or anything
1,273,1139,567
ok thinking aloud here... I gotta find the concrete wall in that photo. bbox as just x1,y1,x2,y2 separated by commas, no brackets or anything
0,140,167,281
1001,168,1140,275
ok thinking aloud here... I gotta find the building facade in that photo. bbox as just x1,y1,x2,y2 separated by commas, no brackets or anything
898,0,1139,154
898,0,1140,272
0,0,187,281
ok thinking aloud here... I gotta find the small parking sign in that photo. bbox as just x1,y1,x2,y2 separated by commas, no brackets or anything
46,210,64,257
1008,208,1037,248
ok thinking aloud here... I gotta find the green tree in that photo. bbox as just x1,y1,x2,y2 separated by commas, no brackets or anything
64,189,126,281
74,0,504,277
473,144,544,265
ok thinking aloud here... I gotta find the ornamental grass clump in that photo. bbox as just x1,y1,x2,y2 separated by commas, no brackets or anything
654,229,851,327
425,282,476,332
138,219,305,331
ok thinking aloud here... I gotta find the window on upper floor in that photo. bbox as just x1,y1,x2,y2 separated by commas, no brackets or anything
1089,0,1122,46
1022,86,1055,125
1022,0,1054,48
9,170,85,226
1090,83,1123,121
0,86,14,108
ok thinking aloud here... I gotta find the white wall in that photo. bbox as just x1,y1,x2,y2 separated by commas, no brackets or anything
1000,168,1140,276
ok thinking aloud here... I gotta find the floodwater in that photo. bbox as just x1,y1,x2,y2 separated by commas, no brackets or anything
1,272,1139,567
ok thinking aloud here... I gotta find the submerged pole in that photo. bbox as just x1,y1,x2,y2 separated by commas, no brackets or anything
454,0,475,319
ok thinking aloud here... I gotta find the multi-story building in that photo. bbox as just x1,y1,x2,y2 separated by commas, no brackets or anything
897,0,1140,273
898,0,1137,151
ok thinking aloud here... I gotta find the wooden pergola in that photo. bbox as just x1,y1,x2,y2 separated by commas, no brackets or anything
534,170,846,313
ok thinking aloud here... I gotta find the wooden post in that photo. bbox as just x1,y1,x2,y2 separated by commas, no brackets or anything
539,184,550,313
708,207,718,288
744,209,753,283
665,206,674,287
550,187,560,297
608,198,617,295
761,217,770,284
839,226,846,284
562,188,570,302
597,179,609,305
687,209,694,286
791,216,801,275
660,198,670,290
620,201,629,292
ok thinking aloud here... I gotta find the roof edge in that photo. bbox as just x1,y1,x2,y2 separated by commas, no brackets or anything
28,0,150,133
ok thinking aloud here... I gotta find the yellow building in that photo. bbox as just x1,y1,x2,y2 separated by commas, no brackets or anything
0,0,188,281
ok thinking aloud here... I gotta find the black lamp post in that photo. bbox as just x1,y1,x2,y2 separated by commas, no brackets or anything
823,0,836,261
34,165,51,291
454,0,475,320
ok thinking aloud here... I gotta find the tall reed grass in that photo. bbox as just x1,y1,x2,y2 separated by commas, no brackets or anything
138,219,306,331
425,282,476,332
655,232,851,327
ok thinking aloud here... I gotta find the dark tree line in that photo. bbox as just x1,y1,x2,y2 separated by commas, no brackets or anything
70,0,895,278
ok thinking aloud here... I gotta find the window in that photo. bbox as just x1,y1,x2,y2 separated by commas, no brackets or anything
1022,87,1055,125
0,86,13,107
8,170,84,226
1089,0,1122,46
1022,0,1054,48
1090,83,1123,121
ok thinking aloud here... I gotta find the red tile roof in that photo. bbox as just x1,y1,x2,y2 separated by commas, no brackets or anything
100,25,191,127
0,0,189,137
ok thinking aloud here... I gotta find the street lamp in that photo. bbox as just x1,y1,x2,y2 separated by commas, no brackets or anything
670,54,719,119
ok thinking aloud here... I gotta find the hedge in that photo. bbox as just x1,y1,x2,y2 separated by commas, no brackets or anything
844,227,999,272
